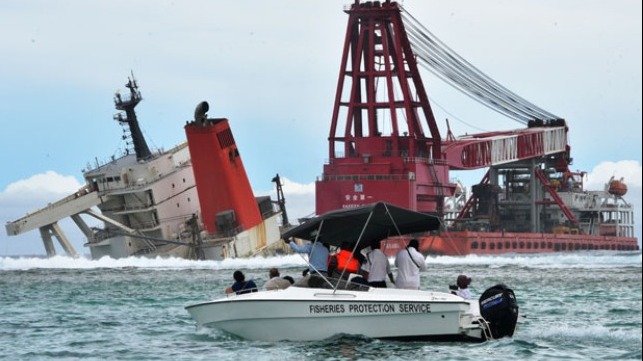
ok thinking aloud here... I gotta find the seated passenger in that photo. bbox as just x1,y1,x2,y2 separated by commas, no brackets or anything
225,270,258,295
456,274,472,300
264,267,292,290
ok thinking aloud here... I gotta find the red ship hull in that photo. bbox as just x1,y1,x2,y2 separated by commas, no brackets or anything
383,231,639,256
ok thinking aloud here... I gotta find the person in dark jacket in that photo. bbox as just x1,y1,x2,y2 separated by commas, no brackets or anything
225,270,258,295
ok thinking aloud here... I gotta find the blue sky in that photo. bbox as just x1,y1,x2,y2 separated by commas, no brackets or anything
1,0,641,256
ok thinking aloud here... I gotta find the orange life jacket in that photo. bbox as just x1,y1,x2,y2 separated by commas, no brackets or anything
332,249,360,274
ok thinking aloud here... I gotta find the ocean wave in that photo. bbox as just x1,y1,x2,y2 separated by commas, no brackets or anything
424,251,642,269
0,251,640,271
522,324,642,344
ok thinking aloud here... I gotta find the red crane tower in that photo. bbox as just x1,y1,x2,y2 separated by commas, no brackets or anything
316,1,455,216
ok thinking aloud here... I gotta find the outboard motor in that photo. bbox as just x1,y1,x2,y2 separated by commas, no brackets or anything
479,284,519,339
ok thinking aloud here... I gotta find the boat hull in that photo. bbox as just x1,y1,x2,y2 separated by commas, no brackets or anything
185,286,485,341
383,231,639,256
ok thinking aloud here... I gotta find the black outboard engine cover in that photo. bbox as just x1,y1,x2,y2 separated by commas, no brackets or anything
479,284,519,339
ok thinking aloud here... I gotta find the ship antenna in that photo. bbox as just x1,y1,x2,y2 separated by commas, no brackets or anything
113,72,152,161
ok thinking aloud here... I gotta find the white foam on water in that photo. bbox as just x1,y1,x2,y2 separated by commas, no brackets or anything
1,251,640,271
523,324,642,344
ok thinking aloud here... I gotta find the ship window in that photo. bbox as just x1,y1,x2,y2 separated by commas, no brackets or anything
489,243,495,250
527,242,532,249
548,242,553,249
188,197,191,202
541,242,546,249
183,178,186,183
519,241,525,249
498,242,503,250
505,241,511,249
533,242,538,249
172,183,175,188
471,242,479,249
114,176,121,182
177,203,180,208
481,242,486,249
512,241,517,249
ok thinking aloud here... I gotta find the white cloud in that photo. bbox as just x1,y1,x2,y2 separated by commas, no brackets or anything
1,171,88,256
584,160,642,189
0,171,83,214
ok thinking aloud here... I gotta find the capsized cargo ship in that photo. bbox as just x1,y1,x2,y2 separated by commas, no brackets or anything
5,76,288,260
314,1,638,255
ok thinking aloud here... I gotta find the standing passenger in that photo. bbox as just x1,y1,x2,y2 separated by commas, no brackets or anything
285,238,330,287
328,242,361,278
394,239,426,289
363,239,395,288
285,238,329,276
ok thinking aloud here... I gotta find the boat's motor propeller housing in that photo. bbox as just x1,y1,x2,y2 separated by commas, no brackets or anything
479,284,519,339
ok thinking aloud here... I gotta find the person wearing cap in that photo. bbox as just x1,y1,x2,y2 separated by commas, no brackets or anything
456,274,472,299
225,270,258,295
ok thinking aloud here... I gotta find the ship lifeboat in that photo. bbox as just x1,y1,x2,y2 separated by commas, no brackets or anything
608,180,628,196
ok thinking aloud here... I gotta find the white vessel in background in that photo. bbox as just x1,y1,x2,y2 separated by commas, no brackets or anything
5,75,287,260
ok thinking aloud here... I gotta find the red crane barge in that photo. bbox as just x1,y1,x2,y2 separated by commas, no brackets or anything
315,1,638,255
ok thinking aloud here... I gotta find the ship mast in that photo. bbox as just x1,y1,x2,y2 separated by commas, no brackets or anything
113,73,152,161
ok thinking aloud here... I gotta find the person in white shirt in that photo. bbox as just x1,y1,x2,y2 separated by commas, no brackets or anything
394,239,426,289
362,239,395,288
456,274,472,299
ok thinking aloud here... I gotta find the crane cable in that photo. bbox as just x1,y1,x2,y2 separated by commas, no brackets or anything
399,7,561,124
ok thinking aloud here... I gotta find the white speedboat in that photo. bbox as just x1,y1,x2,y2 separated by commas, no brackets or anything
185,202,519,341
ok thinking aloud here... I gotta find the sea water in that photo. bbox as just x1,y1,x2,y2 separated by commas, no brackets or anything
1,251,641,361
